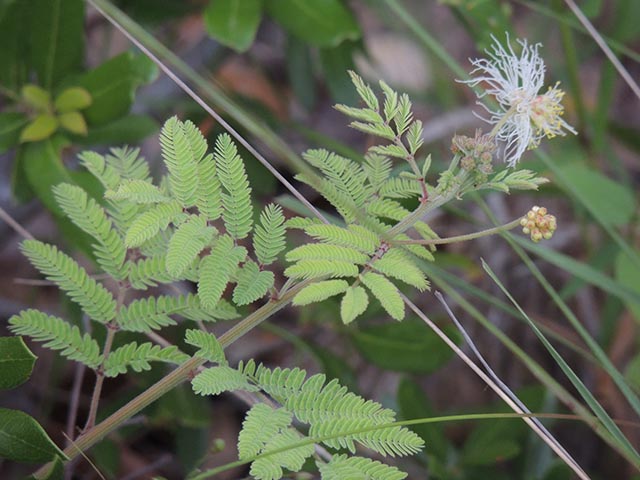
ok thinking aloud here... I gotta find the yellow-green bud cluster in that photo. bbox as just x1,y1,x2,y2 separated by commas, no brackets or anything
520,206,557,242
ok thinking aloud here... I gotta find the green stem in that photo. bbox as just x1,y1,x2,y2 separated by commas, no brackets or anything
393,217,522,246
32,280,310,479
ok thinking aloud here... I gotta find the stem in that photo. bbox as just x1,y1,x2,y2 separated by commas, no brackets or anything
32,280,310,479
393,217,522,246
82,287,126,432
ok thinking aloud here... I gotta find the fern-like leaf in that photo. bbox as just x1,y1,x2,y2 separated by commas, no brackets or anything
215,133,253,239
124,200,182,248
373,249,429,291
104,342,188,377
285,259,359,280
191,366,258,396
159,116,201,207
253,204,286,265
340,285,369,324
239,404,293,459
250,428,314,480
166,215,215,277
196,152,223,221
378,177,422,199
21,240,117,323
286,244,368,264
360,272,404,320
105,179,170,204
106,147,150,181
292,280,349,306
78,151,121,190
232,261,274,306
184,329,226,364
53,183,128,280
9,310,102,368
304,224,379,254
118,293,228,332
198,235,248,309
253,366,423,456
318,454,407,480
127,255,175,290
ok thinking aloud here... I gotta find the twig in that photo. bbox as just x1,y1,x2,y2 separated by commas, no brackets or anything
564,0,640,101
434,291,587,479
0,205,34,240
401,293,591,480
83,287,126,431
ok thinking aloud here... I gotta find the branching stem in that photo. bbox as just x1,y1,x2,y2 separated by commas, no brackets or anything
82,286,126,432
393,217,522,246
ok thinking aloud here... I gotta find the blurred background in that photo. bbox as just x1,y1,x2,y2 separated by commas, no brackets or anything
1,0,639,478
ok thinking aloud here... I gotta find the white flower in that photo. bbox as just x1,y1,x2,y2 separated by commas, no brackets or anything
461,35,576,167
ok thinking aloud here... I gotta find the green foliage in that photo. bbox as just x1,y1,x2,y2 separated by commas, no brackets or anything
215,133,253,239
253,204,286,265
340,285,369,325
233,261,275,306
287,243,369,264
192,366,258,396
21,240,116,323
239,404,315,480
159,116,202,207
371,249,429,291
192,363,424,462
9,310,102,369
124,200,182,248
0,408,66,464
184,329,226,364
196,150,223,221
292,280,350,306
285,259,360,280
204,0,263,52
53,183,127,279
166,215,215,277
198,235,247,309
104,342,188,377
0,337,37,390
105,179,169,204
360,272,405,321
318,454,408,480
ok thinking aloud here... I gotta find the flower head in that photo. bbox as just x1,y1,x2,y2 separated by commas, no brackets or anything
461,35,576,167
520,206,557,242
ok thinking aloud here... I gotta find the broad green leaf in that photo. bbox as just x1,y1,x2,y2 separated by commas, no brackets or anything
21,135,72,215
0,112,28,153
615,251,640,323
78,52,157,125
285,36,316,110
204,0,263,52
0,337,37,390
54,87,92,112
30,0,84,89
319,40,359,105
461,417,523,466
0,0,29,90
265,0,360,47
32,454,64,480
19,114,58,143
75,114,158,145
21,84,51,111
58,111,88,135
0,407,66,463
351,320,458,373
557,163,635,227
397,378,449,459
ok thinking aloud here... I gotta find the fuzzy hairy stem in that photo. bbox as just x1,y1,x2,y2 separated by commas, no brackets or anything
32,280,310,479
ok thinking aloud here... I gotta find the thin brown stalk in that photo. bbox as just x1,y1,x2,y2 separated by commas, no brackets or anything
401,293,591,480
